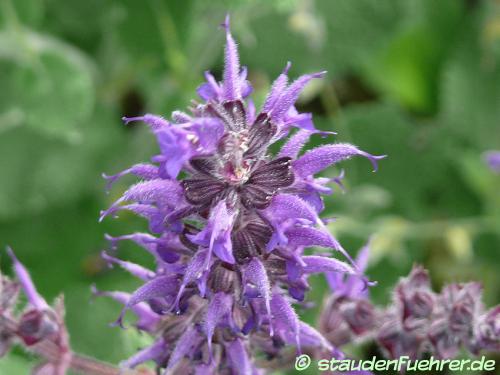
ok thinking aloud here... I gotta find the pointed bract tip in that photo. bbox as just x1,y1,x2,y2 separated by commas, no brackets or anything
100,251,114,268
110,310,127,329
361,277,377,291
5,246,17,262
283,61,292,74
221,14,230,32
313,70,327,79
318,130,337,138
122,116,142,125
367,154,387,172
90,284,101,302
90,283,99,294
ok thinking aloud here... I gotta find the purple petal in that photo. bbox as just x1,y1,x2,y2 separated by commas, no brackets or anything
270,71,326,122
278,129,313,159
242,258,272,334
301,255,355,275
221,15,241,100
102,163,159,191
246,98,256,124
294,143,386,177
262,61,291,113
113,275,178,327
122,114,169,130
171,110,192,123
175,250,209,307
263,194,318,224
154,129,193,178
239,66,253,98
285,227,355,266
197,71,221,101
189,201,236,264
104,203,165,233
99,179,182,221
167,326,202,369
6,247,48,311
286,226,340,250
101,251,155,281
342,240,372,297
282,112,315,131
294,321,333,352
226,338,254,375
271,292,300,351
188,117,225,150
106,232,158,257
203,292,234,355
91,286,160,332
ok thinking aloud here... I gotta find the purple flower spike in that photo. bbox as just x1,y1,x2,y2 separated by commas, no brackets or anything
101,16,385,373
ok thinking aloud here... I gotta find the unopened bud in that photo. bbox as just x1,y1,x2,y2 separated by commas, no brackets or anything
17,309,59,346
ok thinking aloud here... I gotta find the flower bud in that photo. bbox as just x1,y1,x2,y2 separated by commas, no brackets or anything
17,309,59,346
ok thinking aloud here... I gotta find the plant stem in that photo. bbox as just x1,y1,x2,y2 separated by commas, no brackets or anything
1,316,152,375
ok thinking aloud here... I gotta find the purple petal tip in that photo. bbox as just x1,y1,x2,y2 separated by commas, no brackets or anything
366,154,387,172
221,14,230,31
6,246,17,262
313,71,327,79
283,61,292,74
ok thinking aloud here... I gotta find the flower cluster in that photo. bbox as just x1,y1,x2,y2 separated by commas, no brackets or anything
0,248,71,375
98,16,385,374
319,248,500,362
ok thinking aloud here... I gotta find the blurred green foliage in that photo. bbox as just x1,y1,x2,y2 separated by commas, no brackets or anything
0,0,499,373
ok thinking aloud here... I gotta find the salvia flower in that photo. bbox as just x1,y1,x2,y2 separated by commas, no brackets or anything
318,260,500,365
319,241,376,347
1,248,71,375
99,15,385,374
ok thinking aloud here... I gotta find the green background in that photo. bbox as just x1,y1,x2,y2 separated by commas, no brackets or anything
0,0,499,373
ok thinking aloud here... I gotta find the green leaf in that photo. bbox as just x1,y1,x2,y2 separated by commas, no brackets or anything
362,0,464,113
439,6,500,148
0,353,32,374
0,0,44,28
0,30,94,138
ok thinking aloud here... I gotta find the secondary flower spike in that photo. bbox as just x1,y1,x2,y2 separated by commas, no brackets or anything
99,15,385,373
